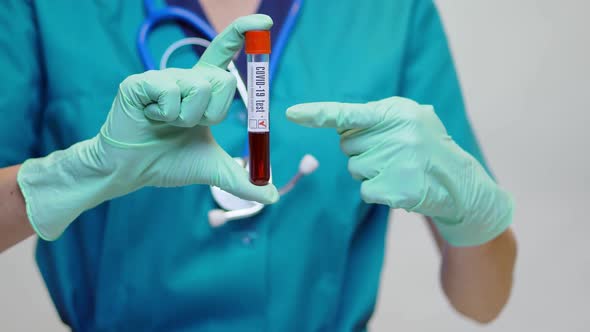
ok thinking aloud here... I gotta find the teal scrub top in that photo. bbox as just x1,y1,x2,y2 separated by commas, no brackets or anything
0,0,489,331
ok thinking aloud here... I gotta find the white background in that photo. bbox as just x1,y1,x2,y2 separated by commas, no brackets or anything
1,1,589,331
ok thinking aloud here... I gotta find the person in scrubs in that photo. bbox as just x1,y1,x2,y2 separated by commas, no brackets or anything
0,0,517,331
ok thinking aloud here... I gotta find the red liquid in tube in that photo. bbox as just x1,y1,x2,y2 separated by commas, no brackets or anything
245,31,271,186
248,132,270,185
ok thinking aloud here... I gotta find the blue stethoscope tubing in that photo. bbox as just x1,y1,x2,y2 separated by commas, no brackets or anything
137,0,303,85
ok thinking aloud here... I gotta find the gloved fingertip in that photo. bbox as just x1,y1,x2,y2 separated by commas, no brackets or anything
259,14,274,25
285,107,296,120
249,183,280,205
285,105,309,122
234,14,274,32
252,14,274,27
264,185,280,204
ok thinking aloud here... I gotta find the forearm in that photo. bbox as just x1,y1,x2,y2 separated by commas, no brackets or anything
0,165,34,253
428,220,517,323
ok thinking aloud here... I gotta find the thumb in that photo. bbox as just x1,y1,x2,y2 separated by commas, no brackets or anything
286,102,381,130
197,14,273,69
211,150,279,205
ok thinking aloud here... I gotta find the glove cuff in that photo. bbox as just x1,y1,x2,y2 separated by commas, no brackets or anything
433,189,514,247
17,137,120,241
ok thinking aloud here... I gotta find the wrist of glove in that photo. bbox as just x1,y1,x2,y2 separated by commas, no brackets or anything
287,96,514,247
418,145,515,247
431,187,514,247
17,136,125,240
17,131,203,241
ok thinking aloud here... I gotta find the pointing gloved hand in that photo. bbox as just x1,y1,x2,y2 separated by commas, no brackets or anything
17,14,277,241
287,97,514,247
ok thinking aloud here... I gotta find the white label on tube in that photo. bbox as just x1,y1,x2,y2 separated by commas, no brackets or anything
247,61,269,133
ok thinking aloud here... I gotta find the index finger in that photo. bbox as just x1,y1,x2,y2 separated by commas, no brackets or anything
286,102,381,130
196,14,273,69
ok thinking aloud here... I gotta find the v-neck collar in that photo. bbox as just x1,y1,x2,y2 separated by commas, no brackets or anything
164,0,294,81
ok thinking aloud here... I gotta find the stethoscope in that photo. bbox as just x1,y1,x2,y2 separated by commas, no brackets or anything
138,0,318,227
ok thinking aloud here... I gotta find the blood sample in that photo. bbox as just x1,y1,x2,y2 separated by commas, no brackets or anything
245,30,271,186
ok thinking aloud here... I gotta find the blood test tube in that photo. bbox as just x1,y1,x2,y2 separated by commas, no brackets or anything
245,30,271,186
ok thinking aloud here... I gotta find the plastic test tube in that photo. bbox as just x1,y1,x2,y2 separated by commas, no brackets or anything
245,30,271,186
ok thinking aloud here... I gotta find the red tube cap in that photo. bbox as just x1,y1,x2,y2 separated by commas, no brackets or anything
245,30,271,54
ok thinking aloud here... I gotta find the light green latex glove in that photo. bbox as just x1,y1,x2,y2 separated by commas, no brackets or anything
287,97,514,247
17,14,277,241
